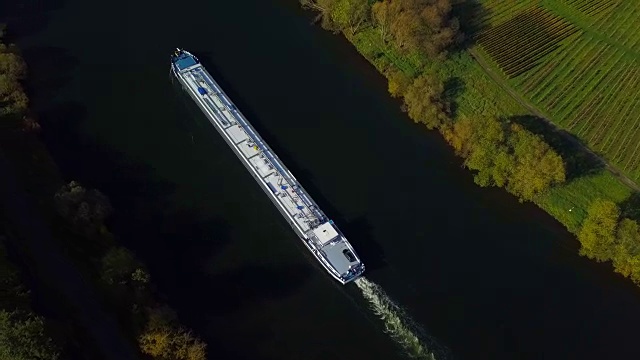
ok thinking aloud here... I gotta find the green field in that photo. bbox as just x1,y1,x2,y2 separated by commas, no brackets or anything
475,0,640,182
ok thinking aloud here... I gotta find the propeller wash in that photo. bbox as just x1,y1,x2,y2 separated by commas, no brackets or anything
355,277,440,360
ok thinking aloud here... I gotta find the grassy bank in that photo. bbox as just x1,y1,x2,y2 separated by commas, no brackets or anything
0,234,62,360
474,0,640,182
0,26,207,359
301,0,640,282
347,20,632,232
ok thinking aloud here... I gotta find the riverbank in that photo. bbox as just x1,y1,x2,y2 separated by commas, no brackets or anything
0,26,207,360
0,230,62,359
299,1,639,281
7,0,640,358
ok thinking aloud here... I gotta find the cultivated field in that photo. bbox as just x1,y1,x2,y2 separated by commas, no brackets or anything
475,0,640,182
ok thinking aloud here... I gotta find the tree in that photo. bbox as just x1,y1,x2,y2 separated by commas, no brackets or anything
301,0,339,32
101,246,149,286
443,116,566,199
419,0,460,56
371,0,460,56
402,72,450,129
371,0,395,43
0,52,27,80
331,0,370,36
0,241,29,310
459,116,511,187
131,268,150,284
139,306,206,360
2,88,29,115
388,2,423,52
54,181,113,231
0,36,28,117
441,116,474,156
612,218,640,281
474,148,513,188
506,124,566,201
578,199,620,262
173,329,207,360
0,310,59,360
372,0,420,50
385,67,412,98
139,328,171,358
139,325,206,360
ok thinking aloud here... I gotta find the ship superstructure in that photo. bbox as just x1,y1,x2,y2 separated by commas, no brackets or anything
171,48,364,284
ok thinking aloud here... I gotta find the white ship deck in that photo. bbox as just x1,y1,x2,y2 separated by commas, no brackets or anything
179,64,324,236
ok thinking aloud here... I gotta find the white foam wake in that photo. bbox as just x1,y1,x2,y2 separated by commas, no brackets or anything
355,277,437,360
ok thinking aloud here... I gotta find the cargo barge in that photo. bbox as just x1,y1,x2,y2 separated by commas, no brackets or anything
170,48,365,284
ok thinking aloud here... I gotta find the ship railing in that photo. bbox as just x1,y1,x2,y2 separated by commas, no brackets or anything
207,88,324,219
245,134,322,219
309,244,341,277
191,68,326,222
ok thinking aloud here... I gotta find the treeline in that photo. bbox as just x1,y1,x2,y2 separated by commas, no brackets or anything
301,0,640,289
442,116,565,201
302,0,567,200
0,24,38,131
302,0,460,57
0,28,207,359
54,181,207,360
0,25,27,116
0,238,59,360
578,199,640,283
0,25,61,360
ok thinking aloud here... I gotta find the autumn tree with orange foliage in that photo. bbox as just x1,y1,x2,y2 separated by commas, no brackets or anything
0,25,34,130
442,116,566,201
402,72,450,129
300,0,369,35
301,0,460,56
138,307,207,360
371,0,460,57
139,327,206,360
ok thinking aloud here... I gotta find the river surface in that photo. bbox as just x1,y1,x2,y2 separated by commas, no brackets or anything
5,0,640,359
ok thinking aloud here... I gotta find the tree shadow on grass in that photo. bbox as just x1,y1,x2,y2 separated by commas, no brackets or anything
451,0,489,51
444,76,465,120
509,115,604,181
620,192,640,222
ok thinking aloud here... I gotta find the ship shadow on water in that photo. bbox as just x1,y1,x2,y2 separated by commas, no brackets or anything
338,216,388,273
147,208,313,316
190,52,390,274
22,100,244,358
148,209,313,360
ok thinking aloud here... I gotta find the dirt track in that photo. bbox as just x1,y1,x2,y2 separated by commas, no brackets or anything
469,48,640,193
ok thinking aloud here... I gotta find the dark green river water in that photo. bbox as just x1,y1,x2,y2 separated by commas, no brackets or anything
5,0,640,359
